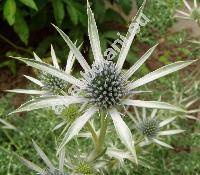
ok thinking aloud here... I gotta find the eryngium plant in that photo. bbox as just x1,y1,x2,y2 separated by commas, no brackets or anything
8,0,195,168
17,141,68,175
175,0,200,25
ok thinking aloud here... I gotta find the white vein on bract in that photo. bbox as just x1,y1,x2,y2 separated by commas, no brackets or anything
158,130,185,136
176,10,190,16
59,148,65,172
18,156,44,173
152,138,173,149
52,24,91,72
125,43,158,80
32,140,55,171
24,75,44,87
159,117,176,128
50,44,60,69
33,52,42,62
127,60,196,91
65,41,80,74
109,108,137,164
87,0,104,62
5,89,46,95
122,99,184,112
150,108,158,119
11,57,85,88
183,0,192,11
0,118,17,130
116,0,146,72
9,95,88,114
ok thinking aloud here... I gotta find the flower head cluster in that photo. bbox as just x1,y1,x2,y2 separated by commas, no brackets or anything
9,0,194,165
132,107,185,148
175,0,200,24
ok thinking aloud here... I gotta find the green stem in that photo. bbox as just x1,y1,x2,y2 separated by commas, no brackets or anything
86,122,98,145
98,115,108,149
87,114,108,162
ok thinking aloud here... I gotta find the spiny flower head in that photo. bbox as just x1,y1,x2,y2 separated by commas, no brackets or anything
176,0,200,24
84,61,126,109
139,118,159,139
61,105,81,123
75,161,94,175
191,7,200,22
40,73,67,94
133,108,185,148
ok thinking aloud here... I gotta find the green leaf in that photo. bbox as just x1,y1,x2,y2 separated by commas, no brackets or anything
3,0,16,25
13,9,29,45
66,1,78,25
118,0,132,15
19,0,38,10
52,0,65,26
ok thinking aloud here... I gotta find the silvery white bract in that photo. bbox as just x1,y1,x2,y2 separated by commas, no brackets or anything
175,0,200,24
170,80,200,120
6,44,76,96
18,141,67,175
6,45,78,114
9,0,195,163
0,118,17,130
132,107,185,149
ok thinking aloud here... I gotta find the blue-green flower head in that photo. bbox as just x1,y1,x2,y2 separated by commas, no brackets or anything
139,118,160,139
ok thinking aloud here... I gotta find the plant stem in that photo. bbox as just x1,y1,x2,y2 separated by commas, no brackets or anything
0,34,32,55
87,113,108,162
86,122,98,145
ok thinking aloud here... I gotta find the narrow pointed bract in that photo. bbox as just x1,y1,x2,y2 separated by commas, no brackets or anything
52,24,91,72
116,0,147,72
109,108,137,164
87,0,104,62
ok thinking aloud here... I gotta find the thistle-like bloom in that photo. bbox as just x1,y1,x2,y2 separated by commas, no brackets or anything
132,107,185,148
18,141,68,175
9,1,194,163
6,44,75,96
175,0,200,24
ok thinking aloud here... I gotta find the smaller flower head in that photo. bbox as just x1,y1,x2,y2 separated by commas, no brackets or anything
176,0,200,24
139,118,160,139
61,105,81,123
40,73,67,94
191,7,200,22
75,161,94,175
132,107,185,148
